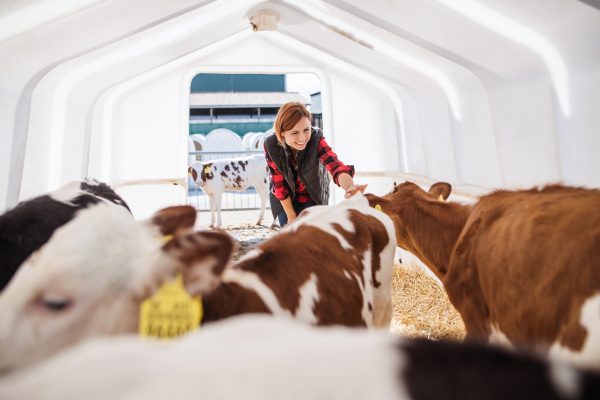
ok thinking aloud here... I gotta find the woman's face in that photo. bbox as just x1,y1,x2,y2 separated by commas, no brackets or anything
282,117,311,152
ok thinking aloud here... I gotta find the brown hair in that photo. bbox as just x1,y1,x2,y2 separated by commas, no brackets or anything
273,102,311,145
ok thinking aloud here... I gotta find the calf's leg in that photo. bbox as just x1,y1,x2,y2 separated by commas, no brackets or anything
214,191,223,229
254,182,269,226
208,195,215,228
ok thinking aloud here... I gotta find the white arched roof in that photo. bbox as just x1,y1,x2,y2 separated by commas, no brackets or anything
190,134,205,150
251,132,267,150
202,128,244,161
1,0,599,217
242,132,258,150
243,131,265,150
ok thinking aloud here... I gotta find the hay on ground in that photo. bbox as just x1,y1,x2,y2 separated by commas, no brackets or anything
390,260,466,341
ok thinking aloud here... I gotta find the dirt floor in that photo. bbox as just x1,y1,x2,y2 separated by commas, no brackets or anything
193,209,279,262
196,210,465,340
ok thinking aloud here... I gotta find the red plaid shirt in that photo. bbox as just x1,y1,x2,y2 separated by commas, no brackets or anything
264,137,355,203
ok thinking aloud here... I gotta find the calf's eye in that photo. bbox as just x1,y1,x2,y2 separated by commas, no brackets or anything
43,299,72,311
34,296,73,312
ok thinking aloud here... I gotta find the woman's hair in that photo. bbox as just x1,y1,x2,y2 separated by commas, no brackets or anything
273,102,311,145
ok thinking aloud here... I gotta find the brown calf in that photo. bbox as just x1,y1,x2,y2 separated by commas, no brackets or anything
366,182,600,370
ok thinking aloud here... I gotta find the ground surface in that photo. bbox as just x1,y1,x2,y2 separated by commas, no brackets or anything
196,210,466,340
194,209,279,262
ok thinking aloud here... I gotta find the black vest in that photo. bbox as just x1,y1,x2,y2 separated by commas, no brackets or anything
264,127,330,217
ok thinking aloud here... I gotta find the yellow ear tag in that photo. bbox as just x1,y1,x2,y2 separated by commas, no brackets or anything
438,195,444,202
188,171,193,177
138,273,203,339
375,204,382,212
156,234,173,244
204,166,211,174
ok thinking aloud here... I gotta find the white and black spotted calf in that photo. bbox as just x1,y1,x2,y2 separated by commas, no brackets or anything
188,155,274,228
0,179,130,291
0,316,598,400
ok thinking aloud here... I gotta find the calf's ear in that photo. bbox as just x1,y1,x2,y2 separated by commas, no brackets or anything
428,182,452,201
365,193,389,210
163,231,233,296
151,206,197,236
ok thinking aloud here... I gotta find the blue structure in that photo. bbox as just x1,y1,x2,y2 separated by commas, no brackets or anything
190,74,286,92
189,74,310,136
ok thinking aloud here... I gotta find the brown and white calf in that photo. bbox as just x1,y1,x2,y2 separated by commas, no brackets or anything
0,192,395,372
203,192,396,329
366,182,600,370
188,155,274,228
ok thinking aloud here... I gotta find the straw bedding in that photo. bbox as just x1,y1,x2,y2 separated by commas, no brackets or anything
390,260,466,341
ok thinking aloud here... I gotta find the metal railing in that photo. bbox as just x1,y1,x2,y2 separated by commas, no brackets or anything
188,150,270,212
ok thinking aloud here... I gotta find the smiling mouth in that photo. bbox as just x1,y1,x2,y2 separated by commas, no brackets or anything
296,141,306,146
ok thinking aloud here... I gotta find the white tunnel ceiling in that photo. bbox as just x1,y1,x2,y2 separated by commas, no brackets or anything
0,0,599,211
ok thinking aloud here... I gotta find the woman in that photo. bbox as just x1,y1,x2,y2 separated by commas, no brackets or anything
264,102,364,228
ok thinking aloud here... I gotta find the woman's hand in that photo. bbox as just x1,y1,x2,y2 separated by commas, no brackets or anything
339,174,367,199
281,197,297,223
344,184,368,199
287,212,298,223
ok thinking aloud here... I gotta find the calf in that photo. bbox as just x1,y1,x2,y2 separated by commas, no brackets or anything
0,202,226,372
0,192,395,372
201,191,396,328
0,179,130,292
366,182,600,370
1,316,598,400
188,155,275,228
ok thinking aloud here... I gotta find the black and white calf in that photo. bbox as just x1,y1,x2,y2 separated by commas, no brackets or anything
188,155,274,228
0,316,597,400
0,179,130,291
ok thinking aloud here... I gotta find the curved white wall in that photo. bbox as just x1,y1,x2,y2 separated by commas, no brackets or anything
1,0,599,218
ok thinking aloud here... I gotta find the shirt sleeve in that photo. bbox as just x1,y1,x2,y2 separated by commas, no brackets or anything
317,137,355,186
264,142,290,201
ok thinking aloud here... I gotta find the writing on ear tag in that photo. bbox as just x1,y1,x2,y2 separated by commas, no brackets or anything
204,166,211,174
438,195,444,202
139,273,202,339
375,205,382,212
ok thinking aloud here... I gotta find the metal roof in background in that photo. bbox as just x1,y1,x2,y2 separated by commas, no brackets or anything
189,92,311,108
190,74,286,92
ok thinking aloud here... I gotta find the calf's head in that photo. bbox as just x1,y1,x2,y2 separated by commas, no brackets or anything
365,182,453,276
0,203,232,372
188,162,214,188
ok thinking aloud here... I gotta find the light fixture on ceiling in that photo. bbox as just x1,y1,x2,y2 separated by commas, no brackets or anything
249,9,279,32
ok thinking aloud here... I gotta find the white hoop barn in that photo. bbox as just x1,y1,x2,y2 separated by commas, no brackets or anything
1,1,599,221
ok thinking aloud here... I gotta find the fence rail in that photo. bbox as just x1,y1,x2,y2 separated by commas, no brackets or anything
188,150,270,212
189,150,264,155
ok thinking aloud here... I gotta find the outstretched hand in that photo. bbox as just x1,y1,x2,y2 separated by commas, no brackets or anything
344,184,368,199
